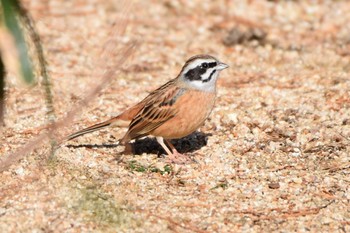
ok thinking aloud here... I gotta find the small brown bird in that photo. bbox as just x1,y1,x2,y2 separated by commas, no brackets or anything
67,54,228,163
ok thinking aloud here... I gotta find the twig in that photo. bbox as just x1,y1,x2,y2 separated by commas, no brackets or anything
16,1,56,123
15,1,57,155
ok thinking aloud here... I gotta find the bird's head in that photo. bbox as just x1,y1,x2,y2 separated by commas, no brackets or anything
179,54,228,92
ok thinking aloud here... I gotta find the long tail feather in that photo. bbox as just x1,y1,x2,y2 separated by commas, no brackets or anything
67,119,115,141
65,103,143,143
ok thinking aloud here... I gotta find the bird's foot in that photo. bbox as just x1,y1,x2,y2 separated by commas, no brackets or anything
165,149,191,164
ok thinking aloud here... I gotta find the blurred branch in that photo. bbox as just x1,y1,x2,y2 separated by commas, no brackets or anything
16,1,56,123
0,1,56,150
15,1,57,153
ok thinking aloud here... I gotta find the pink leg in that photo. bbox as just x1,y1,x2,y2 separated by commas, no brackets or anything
156,137,190,163
164,139,191,164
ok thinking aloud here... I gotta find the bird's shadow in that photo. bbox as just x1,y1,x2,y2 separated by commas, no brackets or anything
65,131,211,155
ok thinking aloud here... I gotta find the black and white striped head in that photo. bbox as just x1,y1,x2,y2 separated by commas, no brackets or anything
179,54,228,92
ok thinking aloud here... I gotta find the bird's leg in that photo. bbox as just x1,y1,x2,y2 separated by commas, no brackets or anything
160,138,191,164
165,139,191,162
164,139,179,154
156,137,173,156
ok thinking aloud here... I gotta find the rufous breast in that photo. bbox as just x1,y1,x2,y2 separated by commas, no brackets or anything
150,89,216,139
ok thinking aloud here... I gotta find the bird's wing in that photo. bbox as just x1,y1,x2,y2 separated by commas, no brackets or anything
123,80,186,141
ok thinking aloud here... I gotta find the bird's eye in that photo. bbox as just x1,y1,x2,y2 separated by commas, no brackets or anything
202,63,208,68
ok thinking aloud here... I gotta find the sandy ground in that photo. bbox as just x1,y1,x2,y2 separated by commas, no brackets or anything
1,0,350,232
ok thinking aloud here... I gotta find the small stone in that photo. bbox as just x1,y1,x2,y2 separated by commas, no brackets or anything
268,182,280,189
154,162,166,172
15,167,25,176
87,161,97,168
102,165,110,173
292,177,303,184
227,113,238,124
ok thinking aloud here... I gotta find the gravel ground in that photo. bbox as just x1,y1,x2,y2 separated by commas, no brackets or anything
1,0,350,232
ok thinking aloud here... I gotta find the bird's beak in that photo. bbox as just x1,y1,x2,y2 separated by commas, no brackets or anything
217,62,229,70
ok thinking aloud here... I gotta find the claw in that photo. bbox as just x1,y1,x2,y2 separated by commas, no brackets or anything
165,149,192,164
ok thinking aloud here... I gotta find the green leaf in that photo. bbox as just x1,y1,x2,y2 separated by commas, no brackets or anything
1,0,34,84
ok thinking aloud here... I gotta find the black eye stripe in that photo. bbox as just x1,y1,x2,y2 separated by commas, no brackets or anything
201,62,217,69
209,62,217,68
185,65,206,81
184,61,218,81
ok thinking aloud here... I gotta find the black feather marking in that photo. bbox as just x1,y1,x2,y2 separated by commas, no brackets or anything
184,61,218,81
209,62,217,68
202,70,216,83
185,65,207,81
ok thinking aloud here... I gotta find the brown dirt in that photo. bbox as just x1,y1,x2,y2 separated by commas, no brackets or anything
1,0,350,232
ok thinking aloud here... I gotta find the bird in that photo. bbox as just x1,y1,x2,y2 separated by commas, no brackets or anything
66,54,228,163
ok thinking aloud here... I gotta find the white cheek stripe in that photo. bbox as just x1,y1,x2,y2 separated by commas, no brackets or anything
182,59,216,74
185,71,220,93
201,68,216,82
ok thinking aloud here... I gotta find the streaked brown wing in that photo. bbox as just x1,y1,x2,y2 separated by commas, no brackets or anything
123,80,186,140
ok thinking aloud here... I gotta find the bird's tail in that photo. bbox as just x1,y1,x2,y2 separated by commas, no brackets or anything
64,104,142,143
66,116,130,141
66,119,113,141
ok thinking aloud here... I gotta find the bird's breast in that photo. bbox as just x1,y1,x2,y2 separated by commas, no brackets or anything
150,89,216,139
